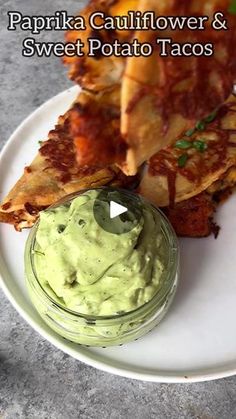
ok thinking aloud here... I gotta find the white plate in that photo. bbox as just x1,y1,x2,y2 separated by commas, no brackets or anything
1,87,236,383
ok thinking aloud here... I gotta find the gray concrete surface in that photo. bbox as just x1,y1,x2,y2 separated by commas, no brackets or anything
1,1,236,418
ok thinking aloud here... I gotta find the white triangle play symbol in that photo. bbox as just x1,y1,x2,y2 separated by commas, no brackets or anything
110,201,128,219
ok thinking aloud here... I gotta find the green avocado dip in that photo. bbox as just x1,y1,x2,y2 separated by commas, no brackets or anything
33,190,166,317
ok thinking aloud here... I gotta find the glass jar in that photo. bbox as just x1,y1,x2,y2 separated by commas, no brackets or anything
25,188,180,347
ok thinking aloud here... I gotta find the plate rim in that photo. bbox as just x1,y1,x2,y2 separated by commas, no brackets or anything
1,87,236,384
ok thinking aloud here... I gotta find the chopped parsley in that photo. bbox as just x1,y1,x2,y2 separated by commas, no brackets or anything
185,128,195,137
178,154,189,168
204,110,218,123
175,139,192,149
193,140,208,153
196,120,206,131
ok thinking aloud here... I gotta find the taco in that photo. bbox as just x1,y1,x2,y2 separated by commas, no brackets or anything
0,91,134,230
139,95,236,236
64,0,138,91
120,0,236,175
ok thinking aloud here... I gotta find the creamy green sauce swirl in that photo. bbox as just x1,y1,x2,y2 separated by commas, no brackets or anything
34,190,166,317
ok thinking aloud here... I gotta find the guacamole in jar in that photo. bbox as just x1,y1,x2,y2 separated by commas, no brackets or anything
33,189,166,317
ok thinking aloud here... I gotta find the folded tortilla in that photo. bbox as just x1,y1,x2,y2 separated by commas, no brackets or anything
120,0,236,175
64,0,138,91
67,0,236,176
0,91,132,230
139,95,236,207
2,0,236,235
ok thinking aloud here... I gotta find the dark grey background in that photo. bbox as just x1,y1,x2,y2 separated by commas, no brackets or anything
1,1,236,418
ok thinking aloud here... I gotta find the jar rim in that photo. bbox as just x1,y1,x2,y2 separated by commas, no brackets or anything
25,187,180,323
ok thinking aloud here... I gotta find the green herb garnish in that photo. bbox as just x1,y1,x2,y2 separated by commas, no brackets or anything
175,139,192,149
193,140,208,153
185,128,195,137
178,154,189,168
204,111,217,123
196,120,206,131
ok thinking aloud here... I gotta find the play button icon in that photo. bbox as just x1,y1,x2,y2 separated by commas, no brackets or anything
93,188,143,235
110,201,128,219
